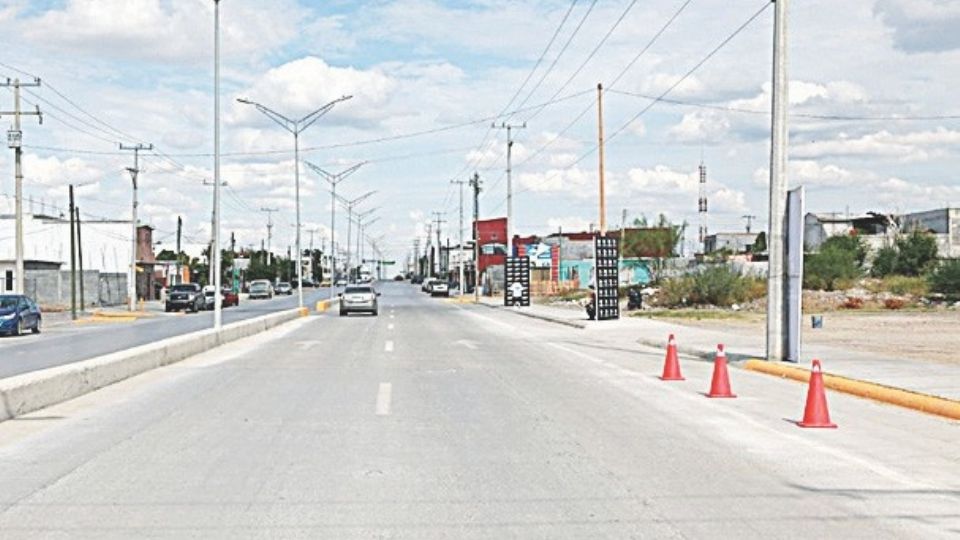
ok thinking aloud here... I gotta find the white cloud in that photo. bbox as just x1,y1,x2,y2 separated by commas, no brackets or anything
668,110,731,143
627,165,699,194
517,166,593,195
546,216,592,233
793,128,960,161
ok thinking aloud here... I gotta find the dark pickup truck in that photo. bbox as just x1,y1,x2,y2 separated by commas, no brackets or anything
165,283,204,313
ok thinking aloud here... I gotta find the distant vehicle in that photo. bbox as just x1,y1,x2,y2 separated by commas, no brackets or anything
339,284,380,316
411,275,423,285
202,286,240,310
248,280,274,299
421,277,436,293
276,282,293,295
335,278,348,287
430,281,449,297
221,288,240,308
166,283,204,313
0,294,42,336
393,274,405,281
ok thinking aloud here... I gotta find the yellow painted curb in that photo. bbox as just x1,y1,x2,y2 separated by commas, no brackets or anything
92,310,152,318
75,315,138,324
444,296,477,304
298,307,309,317
315,300,332,313
743,359,960,421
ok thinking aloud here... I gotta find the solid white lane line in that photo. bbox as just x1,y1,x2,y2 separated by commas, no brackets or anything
384,340,394,352
389,314,395,319
388,323,395,330
376,382,392,416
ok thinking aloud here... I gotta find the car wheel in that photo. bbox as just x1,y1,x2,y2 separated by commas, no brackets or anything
372,309,378,317
165,304,171,313
32,318,41,334
15,319,22,336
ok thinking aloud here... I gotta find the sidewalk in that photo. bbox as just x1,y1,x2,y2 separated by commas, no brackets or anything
475,297,960,402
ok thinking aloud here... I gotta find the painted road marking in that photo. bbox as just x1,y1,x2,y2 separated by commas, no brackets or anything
294,340,320,350
388,323,395,330
455,339,478,350
385,340,394,352
376,382,392,416
389,314,395,319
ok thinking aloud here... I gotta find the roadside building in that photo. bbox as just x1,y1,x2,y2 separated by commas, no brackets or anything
704,232,760,255
804,208,960,257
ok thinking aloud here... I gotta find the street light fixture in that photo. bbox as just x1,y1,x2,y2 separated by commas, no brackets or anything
236,94,352,309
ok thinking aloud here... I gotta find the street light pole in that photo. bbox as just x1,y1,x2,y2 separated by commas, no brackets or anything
212,0,223,329
303,161,365,299
766,0,789,361
237,94,352,309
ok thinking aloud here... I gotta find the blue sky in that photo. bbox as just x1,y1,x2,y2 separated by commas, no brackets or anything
0,0,958,263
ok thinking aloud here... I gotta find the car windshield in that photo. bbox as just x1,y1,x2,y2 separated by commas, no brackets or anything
250,283,268,290
0,296,21,309
345,286,372,294
171,285,197,292
278,282,290,287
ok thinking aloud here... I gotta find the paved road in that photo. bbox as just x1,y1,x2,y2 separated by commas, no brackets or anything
0,288,334,380
0,281,956,538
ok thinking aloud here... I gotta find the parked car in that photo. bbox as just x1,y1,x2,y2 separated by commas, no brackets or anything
166,283,204,313
393,274,405,281
430,281,450,297
335,278,348,287
201,286,240,310
0,294,42,336
276,282,293,295
411,275,423,285
421,277,436,293
248,280,273,299
221,288,239,308
339,284,380,316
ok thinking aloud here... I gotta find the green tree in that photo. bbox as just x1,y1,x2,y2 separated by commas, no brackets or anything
752,231,766,253
929,259,960,295
894,231,938,276
821,234,868,267
804,244,860,291
870,246,898,277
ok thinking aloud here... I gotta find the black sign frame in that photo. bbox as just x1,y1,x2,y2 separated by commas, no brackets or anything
594,235,620,320
504,256,530,307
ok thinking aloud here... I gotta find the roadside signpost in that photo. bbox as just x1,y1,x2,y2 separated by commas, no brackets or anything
594,235,619,321
504,256,530,307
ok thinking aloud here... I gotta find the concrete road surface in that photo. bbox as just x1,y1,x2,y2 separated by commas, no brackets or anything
0,287,332,380
0,281,956,538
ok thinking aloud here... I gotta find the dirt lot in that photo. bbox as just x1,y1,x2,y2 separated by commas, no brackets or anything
649,309,960,365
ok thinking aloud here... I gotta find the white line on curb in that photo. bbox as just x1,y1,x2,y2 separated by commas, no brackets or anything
376,382,392,416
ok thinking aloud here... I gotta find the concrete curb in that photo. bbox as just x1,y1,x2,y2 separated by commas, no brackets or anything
634,337,739,362
743,359,960,421
0,308,307,423
476,302,587,329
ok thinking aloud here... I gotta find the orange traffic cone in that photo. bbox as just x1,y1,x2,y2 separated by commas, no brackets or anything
706,344,736,398
797,359,837,428
660,334,684,381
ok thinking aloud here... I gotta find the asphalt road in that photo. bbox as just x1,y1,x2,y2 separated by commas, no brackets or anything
0,281,957,538
0,287,334,380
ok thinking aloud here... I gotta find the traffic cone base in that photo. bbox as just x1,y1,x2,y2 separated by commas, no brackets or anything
707,344,736,398
797,359,837,428
660,334,684,381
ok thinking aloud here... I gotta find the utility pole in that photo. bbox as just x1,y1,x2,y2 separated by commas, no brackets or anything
470,172,481,300
742,214,757,234
260,207,278,267
304,161,364,298
237,94,352,309
493,121,525,255
597,83,607,235
120,142,153,311
212,0,223,330
432,212,446,277
336,190,376,282
766,0,789,362
76,205,84,310
176,216,182,285
1,77,42,294
451,179,467,295
425,221,433,277
69,185,77,320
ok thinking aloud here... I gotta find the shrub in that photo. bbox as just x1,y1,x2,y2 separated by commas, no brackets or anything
928,259,960,295
822,234,868,267
870,246,899,277
884,298,906,310
804,245,860,291
894,231,938,276
882,275,928,296
842,296,864,309
658,266,764,307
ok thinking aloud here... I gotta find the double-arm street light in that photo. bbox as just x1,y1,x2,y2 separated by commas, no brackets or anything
304,161,365,300
236,94,352,309
357,214,380,270
336,190,377,282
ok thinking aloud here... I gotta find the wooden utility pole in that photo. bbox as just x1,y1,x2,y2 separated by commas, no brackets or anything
597,83,607,235
69,185,77,320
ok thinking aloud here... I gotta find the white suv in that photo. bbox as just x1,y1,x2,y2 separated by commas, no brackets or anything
430,281,449,297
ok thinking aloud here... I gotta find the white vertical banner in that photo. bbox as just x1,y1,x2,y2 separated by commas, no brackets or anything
786,186,805,363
